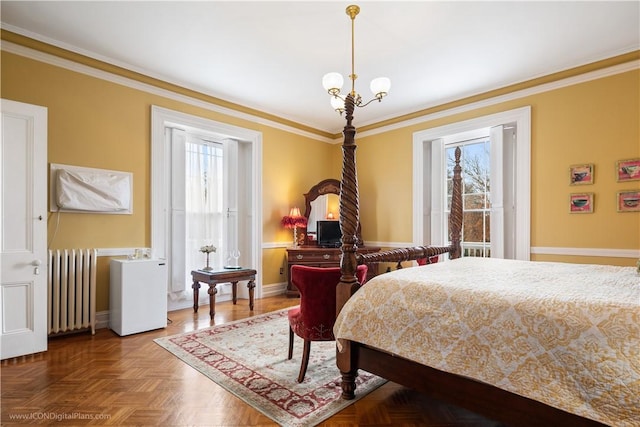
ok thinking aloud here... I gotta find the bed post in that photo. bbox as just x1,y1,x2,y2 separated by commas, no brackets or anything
449,147,463,259
336,93,361,399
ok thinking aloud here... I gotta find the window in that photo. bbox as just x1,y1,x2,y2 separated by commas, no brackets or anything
412,107,531,260
166,129,240,300
446,137,491,257
185,138,225,274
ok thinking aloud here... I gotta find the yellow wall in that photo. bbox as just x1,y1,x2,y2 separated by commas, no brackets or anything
2,40,639,312
350,70,639,262
1,50,334,310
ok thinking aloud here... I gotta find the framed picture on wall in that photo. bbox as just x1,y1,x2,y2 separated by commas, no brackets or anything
617,190,640,212
570,193,594,213
616,158,640,182
569,164,594,185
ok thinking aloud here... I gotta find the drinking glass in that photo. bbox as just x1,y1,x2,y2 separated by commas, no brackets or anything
230,249,241,267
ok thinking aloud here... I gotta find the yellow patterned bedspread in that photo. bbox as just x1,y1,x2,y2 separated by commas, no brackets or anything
334,257,640,426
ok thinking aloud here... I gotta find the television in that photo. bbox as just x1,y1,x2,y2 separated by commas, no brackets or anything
317,220,341,248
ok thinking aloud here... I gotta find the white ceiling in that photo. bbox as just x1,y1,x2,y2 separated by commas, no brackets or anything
1,1,639,134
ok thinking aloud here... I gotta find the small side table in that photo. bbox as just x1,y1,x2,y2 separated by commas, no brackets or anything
191,268,257,319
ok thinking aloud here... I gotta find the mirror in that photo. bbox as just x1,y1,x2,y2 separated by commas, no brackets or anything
302,178,362,245
307,194,339,232
303,178,340,223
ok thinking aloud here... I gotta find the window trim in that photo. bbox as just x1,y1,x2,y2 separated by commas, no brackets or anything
412,106,531,260
151,105,263,307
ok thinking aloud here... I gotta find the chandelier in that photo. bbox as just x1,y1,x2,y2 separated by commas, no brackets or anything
322,5,390,114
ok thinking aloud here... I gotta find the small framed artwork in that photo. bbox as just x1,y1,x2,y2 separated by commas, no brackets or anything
617,190,640,212
616,158,640,182
570,164,594,185
570,193,594,213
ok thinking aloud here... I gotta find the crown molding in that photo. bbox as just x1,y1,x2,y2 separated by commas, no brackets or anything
1,39,335,144
3,32,637,145
355,59,639,139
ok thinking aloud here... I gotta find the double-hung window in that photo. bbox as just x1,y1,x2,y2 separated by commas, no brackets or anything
414,107,530,261
446,136,491,257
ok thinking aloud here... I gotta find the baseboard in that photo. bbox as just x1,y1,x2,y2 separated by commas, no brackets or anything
365,243,639,259
95,311,109,330
262,282,287,298
531,247,640,258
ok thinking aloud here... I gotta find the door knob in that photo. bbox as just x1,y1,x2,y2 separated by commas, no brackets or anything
32,259,42,275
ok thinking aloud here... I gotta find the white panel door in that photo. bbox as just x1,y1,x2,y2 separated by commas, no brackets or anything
1,99,48,359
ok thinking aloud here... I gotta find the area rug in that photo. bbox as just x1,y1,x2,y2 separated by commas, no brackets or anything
154,309,386,426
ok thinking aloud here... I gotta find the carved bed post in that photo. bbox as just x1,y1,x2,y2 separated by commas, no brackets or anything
449,147,463,259
335,108,464,400
337,93,359,302
336,94,361,399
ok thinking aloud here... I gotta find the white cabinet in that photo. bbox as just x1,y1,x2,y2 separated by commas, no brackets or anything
109,259,167,336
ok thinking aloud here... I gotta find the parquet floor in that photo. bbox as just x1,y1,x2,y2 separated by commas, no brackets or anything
1,295,502,426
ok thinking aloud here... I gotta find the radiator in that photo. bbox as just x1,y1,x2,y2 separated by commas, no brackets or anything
48,249,97,335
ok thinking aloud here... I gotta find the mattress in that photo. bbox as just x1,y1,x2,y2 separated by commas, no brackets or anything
334,257,640,426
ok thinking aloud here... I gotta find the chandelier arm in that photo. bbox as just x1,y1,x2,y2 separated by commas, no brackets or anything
356,97,384,108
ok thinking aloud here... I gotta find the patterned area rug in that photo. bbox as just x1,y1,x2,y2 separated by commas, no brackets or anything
154,309,386,427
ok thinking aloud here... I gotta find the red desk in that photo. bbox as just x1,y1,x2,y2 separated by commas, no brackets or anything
191,268,257,319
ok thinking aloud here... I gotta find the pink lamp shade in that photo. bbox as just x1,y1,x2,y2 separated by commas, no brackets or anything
282,207,307,247
281,207,307,229
289,207,301,218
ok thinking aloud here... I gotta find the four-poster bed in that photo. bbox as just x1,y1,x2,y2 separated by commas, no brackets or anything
333,94,639,427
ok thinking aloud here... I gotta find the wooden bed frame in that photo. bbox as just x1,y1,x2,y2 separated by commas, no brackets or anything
334,94,607,426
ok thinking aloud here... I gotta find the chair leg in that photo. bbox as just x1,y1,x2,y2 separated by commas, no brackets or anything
288,327,294,360
297,340,311,383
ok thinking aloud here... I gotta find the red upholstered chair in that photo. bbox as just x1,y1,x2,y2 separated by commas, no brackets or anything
417,255,440,266
287,264,368,383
